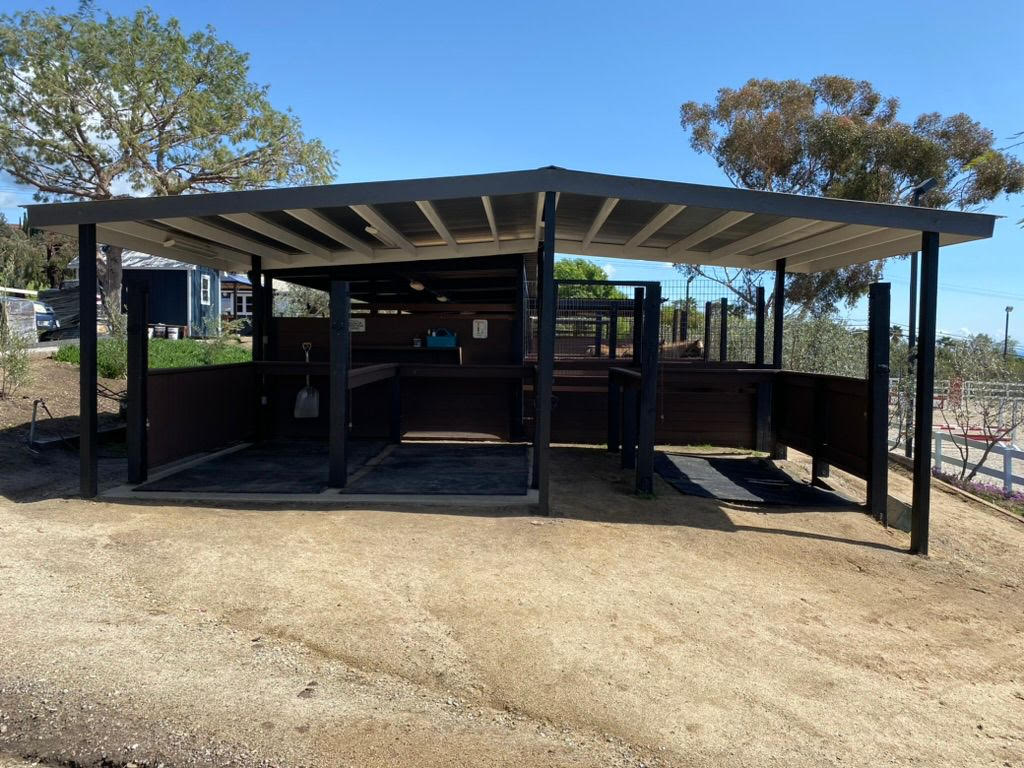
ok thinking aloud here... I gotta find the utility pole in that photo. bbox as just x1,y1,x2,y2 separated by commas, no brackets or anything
1005,306,1014,359
905,177,937,459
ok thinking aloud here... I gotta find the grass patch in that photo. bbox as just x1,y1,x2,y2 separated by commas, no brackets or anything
55,337,251,377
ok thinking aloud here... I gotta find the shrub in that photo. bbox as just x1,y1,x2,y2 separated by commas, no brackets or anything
0,308,31,397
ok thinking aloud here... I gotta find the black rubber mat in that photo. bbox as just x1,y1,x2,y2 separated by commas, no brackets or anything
654,453,852,506
135,439,386,494
341,443,529,495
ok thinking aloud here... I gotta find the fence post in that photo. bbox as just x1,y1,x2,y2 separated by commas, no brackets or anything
607,372,621,452
703,301,712,363
934,432,943,474
593,312,603,357
719,297,728,362
609,307,618,361
671,308,679,343
1003,443,1013,494
632,287,644,366
754,286,766,367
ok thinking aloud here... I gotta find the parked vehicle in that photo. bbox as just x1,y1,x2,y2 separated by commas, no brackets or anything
32,301,60,338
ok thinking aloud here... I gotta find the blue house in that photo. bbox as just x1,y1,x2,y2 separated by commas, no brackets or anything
71,250,220,337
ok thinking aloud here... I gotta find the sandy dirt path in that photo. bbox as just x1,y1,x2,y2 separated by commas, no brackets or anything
1,445,1022,767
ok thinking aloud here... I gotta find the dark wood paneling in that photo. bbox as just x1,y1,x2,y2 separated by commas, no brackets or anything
147,363,256,467
774,371,869,478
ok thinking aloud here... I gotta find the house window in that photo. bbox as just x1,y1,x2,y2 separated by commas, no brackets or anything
234,294,253,316
200,274,212,305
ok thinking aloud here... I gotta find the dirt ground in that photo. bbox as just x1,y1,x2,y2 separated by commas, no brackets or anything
1,358,1023,767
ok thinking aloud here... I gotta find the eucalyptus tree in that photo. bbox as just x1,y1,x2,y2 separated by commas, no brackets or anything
680,76,1024,315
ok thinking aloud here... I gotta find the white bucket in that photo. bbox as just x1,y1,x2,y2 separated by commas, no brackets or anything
167,327,180,340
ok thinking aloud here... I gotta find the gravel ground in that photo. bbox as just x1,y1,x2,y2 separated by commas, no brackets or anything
1,437,1023,767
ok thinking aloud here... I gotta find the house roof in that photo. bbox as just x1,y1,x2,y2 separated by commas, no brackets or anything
69,250,189,271
27,166,997,275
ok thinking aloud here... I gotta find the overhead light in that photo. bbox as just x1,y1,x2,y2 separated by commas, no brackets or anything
162,238,176,248
409,280,425,291
364,225,379,236
436,294,449,303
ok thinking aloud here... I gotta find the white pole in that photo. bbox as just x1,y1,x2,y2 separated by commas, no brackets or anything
934,432,943,474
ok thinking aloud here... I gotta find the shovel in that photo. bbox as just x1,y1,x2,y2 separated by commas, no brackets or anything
293,342,320,419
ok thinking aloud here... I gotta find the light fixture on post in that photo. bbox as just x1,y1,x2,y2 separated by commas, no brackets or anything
409,279,425,291
162,237,176,248
436,294,449,303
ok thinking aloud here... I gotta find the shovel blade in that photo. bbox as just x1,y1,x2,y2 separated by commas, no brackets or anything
294,386,320,419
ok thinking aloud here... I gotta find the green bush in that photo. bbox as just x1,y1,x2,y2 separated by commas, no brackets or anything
55,337,251,376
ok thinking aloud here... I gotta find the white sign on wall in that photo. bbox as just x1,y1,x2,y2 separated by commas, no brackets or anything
472,319,488,339
350,317,366,332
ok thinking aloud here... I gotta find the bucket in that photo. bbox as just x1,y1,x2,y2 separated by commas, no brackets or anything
167,326,180,340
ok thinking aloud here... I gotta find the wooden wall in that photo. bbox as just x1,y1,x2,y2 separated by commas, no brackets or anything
147,362,255,467
774,371,870,478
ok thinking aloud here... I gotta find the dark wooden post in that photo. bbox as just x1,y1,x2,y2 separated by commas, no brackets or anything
703,301,712,363
534,192,558,515
328,280,351,488
636,283,661,494
621,386,637,469
681,305,689,341
755,286,766,367
772,259,786,368
719,297,728,362
608,307,618,361
593,312,603,357
911,232,939,555
607,371,621,452
771,259,787,460
631,287,643,366
671,308,680,343
78,224,98,498
867,282,891,523
262,278,276,361
126,280,149,484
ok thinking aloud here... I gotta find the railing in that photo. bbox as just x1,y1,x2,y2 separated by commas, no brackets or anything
933,430,1024,494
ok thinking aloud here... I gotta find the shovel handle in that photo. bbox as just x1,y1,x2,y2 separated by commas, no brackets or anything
302,342,312,385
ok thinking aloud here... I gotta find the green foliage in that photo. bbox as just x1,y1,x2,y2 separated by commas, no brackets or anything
279,284,330,317
679,76,1024,315
553,258,626,299
0,303,30,396
55,337,251,376
0,4,335,202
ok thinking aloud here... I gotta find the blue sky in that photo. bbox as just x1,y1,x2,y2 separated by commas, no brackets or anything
2,0,1023,345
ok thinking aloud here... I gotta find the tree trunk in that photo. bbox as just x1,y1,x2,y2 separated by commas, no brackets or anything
103,245,123,309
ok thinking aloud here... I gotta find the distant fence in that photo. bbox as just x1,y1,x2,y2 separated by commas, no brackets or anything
932,430,1024,495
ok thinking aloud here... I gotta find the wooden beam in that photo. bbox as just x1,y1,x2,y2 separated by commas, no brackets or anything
481,195,499,243
784,228,916,269
745,223,880,266
582,197,619,248
351,204,416,253
283,208,374,257
157,217,292,262
415,200,458,248
705,217,817,260
220,212,332,259
533,192,545,245
667,210,754,257
624,204,686,249
78,223,98,498
100,221,238,268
